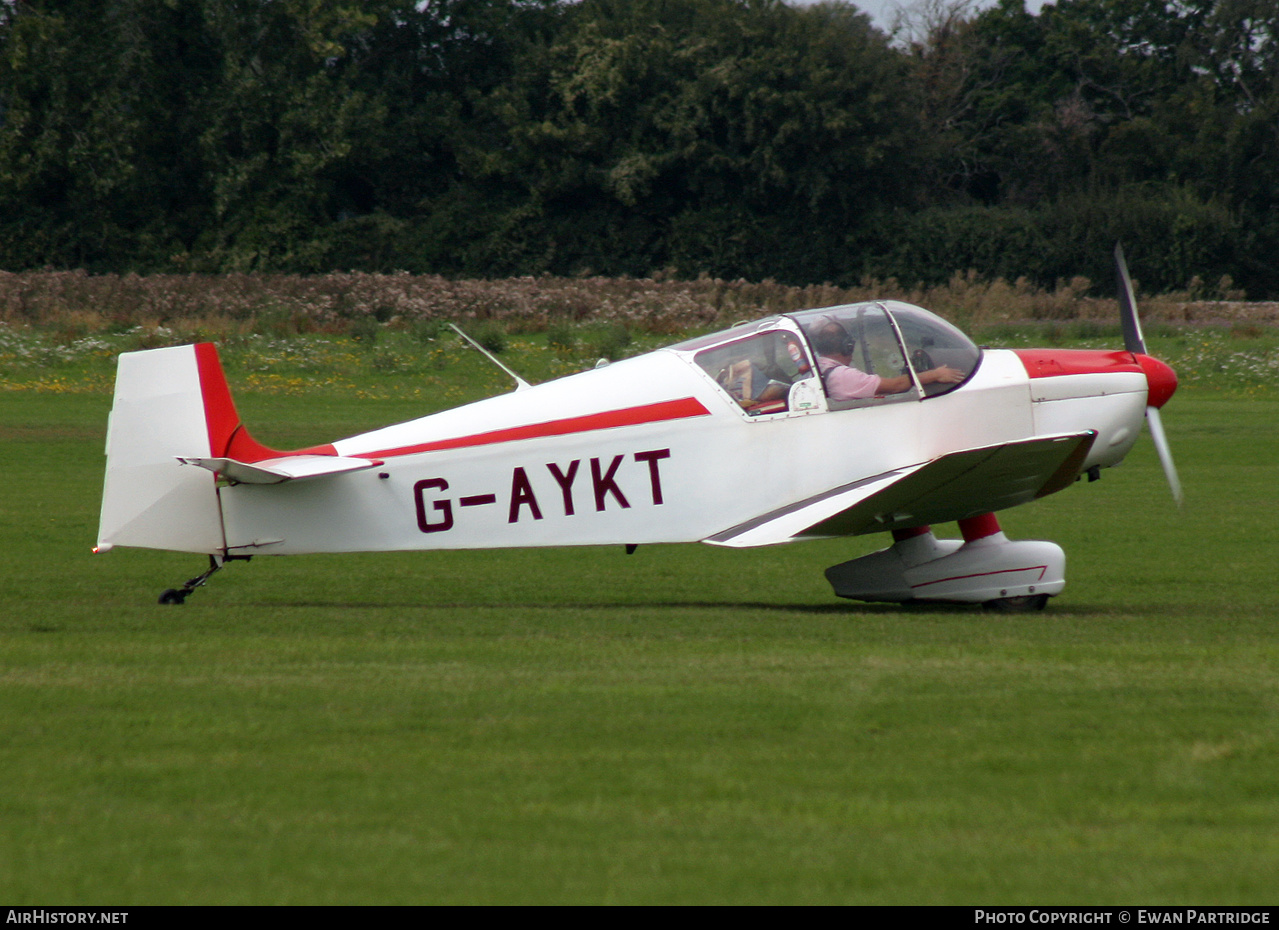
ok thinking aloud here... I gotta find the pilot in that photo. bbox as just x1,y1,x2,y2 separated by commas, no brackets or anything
813,321,964,400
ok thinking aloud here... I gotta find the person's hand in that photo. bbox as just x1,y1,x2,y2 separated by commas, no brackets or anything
924,366,965,384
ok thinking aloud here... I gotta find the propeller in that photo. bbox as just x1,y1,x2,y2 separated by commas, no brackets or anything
1115,243,1184,505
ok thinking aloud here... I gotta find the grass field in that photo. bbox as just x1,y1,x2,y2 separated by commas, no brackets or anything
2,326,1278,904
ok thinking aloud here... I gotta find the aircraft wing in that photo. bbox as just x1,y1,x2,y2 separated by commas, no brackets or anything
177,454,382,485
706,431,1096,548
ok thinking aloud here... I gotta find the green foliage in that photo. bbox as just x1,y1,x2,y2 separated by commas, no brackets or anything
473,0,919,281
0,0,1278,293
873,186,1243,292
348,314,381,345
871,203,1051,286
472,321,508,354
899,0,1276,293
411,318,449,344
579,320,632,360
545,322,576,354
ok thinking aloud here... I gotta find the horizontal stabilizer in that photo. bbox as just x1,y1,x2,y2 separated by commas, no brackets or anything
707,432,1095,548
177,454,381,485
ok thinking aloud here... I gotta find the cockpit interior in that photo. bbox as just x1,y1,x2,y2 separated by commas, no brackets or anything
673,301,982,416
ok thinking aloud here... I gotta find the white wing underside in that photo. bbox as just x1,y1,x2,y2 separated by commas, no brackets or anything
706,432,1096,548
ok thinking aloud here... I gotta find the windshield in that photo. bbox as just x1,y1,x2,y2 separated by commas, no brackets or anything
880,301,982,396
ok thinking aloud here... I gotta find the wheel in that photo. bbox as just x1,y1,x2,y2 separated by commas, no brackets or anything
983,594,1049,613
158,588,187,605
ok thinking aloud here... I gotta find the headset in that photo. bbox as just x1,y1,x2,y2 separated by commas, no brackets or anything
813,322,855,359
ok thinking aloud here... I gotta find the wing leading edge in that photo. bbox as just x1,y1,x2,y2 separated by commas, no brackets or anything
706,431,1096,548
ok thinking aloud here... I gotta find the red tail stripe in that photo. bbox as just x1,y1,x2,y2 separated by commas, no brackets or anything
357,397,712,460
193,343,337,462
194,343,241,457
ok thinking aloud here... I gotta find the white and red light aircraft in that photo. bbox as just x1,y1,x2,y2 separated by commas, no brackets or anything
95,248,1180,608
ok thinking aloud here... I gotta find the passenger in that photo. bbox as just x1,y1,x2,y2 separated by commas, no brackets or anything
720,359,789,409
813,321,964,400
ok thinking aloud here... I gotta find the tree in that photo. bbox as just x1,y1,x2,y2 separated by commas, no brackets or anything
463,0,921,281
0,0,221,269
889,0,1260,292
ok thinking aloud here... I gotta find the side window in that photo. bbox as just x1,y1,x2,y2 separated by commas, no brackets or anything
695,331,815,416
794,301,980,404
804,305,915,406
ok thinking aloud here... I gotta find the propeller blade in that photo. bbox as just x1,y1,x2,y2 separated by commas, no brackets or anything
1115,243,1147,355
1116,245,1181,505
1145,405,1184,506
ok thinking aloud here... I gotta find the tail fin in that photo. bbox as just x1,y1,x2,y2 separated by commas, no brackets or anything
96,343,232,555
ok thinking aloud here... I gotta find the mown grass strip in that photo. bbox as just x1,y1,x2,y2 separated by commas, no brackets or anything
1,338,1276,903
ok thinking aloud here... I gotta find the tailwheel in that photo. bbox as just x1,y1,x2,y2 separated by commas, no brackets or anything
157,554,250,605
983,594,1050,613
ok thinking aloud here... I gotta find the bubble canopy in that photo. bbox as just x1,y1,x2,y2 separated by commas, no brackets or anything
670,301,981,412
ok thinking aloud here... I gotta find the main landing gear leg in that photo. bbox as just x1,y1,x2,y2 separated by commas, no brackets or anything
158,554,250,605
956,514,1052,613
824,514,1065,610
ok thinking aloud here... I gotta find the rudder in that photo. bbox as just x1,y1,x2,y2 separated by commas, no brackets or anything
96,344,227,555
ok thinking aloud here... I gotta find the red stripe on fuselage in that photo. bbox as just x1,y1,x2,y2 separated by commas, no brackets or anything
1013,349,1143,379
356,397,712,460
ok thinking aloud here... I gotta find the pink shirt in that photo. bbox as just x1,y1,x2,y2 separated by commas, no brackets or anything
818,356,881,400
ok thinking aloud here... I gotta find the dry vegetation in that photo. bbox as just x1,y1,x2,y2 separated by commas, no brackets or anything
3,270,1275,341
